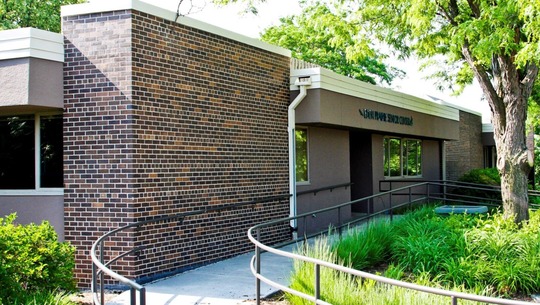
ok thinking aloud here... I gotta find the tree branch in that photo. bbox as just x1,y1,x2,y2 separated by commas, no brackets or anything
466,0,481,18
461,42,506,126
435,0,457,25
520,63,539,98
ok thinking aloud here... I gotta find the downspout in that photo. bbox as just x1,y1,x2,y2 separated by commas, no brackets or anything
289,76,311,239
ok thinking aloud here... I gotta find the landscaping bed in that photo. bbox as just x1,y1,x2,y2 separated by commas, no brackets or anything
287,206,540,304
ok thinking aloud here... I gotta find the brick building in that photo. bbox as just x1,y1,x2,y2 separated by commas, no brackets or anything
0,0,487,287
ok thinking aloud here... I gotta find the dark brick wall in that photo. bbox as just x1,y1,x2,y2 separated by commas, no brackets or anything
446,111,483,181
63,9,290,287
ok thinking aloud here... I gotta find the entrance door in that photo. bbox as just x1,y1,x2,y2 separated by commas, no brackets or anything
349,131,374,213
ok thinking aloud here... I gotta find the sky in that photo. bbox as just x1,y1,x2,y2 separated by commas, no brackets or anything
141,0,491,122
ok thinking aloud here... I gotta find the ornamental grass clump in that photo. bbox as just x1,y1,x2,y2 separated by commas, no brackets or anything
287,206,540,304
289,235,486,305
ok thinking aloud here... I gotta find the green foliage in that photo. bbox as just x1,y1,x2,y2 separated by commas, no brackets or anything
289,231,488,305
0,0,86,33
391,215,460,275
458,168,501,186
0,214,76,304
528,101,540,189
260,1,402,85
7,291,77,305
455,168,502,203
295,129,308,182
333,220,393,270
288,207,540,304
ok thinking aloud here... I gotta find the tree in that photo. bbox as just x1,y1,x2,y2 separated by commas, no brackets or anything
0,0,85,33
360,0,540,224
260,2,402,85
216,0,540,223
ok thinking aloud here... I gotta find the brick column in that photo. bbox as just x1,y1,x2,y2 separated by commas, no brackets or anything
63,8,291,287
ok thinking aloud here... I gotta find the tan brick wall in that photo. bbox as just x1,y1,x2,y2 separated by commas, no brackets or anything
63,9,290,287
446,111,483,181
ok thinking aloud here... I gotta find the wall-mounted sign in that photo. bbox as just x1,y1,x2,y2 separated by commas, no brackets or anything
359,109,413,126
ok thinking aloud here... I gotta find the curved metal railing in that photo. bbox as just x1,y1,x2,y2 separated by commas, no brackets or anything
248,181,538,305
89,182,353,305
90,194,291,305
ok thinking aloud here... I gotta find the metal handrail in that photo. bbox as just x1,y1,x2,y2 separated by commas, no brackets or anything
297,182,353,196
248,181,538,305
90,193,291,305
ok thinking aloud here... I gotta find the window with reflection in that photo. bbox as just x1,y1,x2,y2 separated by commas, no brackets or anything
0,114,63,190
295,128,308,183
383,137,422,178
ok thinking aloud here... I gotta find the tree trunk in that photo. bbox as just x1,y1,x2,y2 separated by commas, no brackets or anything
490,69,532,224
497,147,530,223
462,48,536,224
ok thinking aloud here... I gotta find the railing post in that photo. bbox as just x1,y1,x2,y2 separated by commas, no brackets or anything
256,228,261,305
303,215,307,238
92,263,97,305
451,296,457,305
314,264,320,304
337,206,342,237
443,181,447,204
427,183,431,204
140,287,146,305
130,288,136,305
100,242,105,305
389,192,393,222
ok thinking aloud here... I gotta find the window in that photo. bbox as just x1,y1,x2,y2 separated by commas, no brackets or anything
0,114,63,190
295,128,308,183
403,139,422,176
383,137,422,178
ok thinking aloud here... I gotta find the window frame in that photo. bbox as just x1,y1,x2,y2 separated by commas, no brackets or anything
0,112,64,196
383,136,423,179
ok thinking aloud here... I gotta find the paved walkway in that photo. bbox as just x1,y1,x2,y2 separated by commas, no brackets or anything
108,243,297,305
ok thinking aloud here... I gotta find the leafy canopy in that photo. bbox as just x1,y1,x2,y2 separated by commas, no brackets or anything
260,1,402,85
354,0,540,92
0,0,86,33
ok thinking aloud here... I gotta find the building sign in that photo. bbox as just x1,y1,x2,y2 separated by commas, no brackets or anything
359,109,413,126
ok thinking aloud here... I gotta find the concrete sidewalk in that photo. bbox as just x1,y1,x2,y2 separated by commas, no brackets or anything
108,243,297,305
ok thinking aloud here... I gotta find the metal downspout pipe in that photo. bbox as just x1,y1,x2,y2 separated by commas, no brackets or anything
289,76,311,238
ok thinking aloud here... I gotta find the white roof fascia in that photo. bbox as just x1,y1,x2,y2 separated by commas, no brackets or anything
0,28,64,62
482,123,494,133
61,0,291,57
291,67,460,121
425,94,483,117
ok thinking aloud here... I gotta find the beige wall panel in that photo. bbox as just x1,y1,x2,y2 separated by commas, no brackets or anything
0,195,64,240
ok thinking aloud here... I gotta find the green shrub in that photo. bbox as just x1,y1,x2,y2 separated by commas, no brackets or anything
458,168,501,185
452,168,502,203
0,214,76,304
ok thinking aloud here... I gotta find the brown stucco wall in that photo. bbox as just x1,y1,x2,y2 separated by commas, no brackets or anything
0,195,64,239
296,89,460,141
0,57,63,109
63,9,290,287
296,127,351,234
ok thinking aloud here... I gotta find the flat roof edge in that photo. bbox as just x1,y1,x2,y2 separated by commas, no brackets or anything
291,67,460,121
0,28,64,62
61,0,291,57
